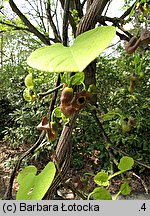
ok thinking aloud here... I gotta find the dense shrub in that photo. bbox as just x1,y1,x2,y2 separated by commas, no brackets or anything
1,42,149,170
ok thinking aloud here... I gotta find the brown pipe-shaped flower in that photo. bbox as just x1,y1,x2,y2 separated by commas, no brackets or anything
125,37,141,54
60,86,75,117
60,86,73,105
60,86,93,117
125,30,150,54
36,117,58,141
128,74,138,94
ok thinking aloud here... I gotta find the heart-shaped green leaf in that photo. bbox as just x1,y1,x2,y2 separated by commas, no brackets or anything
17,165,37,184
94,171,109,186
69,72,85,86
118,156,134,171
16,173,36,200
27,26,116,73
88,187,112,200
120,183,131,195
16,162,56,200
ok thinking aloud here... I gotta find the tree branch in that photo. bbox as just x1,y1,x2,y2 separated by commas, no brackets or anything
92,110,118,166
48,75,61,120
97,15,133,41
96,1,139,42
9,0,51,45
38,84,63,99
59,0,77,36
39,0,47,33
120,1,137,20
62,0,70,45
3,131,46,200
0,19,57,43
46,1,61,42
0,20,30,32
55,0,61,39
116,31,130,41
76,0,111,35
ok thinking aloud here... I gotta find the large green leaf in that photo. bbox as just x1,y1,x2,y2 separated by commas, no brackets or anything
31,162,56,200
16,173,35,200
16,162,56,200
27,26,116,73
17,165,37,184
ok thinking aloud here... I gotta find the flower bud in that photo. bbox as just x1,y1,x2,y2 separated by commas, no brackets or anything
47,129,57,141
60,87,73,105
50,121,58,133
37,117,58,141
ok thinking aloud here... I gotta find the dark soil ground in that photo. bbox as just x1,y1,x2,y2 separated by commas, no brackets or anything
0,141,150,199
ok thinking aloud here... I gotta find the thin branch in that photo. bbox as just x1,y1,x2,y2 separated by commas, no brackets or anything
39,0,47,33
3,131,46,200
9,0,51,45
62,0,70,46
97,16,133,41
105,40,121,50
0,34,3,70
46,1,61,42
38,84,63,99
92,109,118,166
59,0,77,36
116,31,130,41
0,20,30,32
120,1,137,20
55,0,61,38
0,19,57,43
24,0,42,28
72,0,83,18
96,1,139,42
104,0,113,16
24,0,39,13
48,74,61,120
113,148,150,170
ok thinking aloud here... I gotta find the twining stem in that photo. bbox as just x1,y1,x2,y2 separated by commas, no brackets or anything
38,84,63,99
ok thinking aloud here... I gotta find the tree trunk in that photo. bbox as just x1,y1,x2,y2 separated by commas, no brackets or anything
46,0,110,199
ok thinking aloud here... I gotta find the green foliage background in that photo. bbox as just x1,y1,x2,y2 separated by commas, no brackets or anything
72,47,150,170
96,49,150,166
